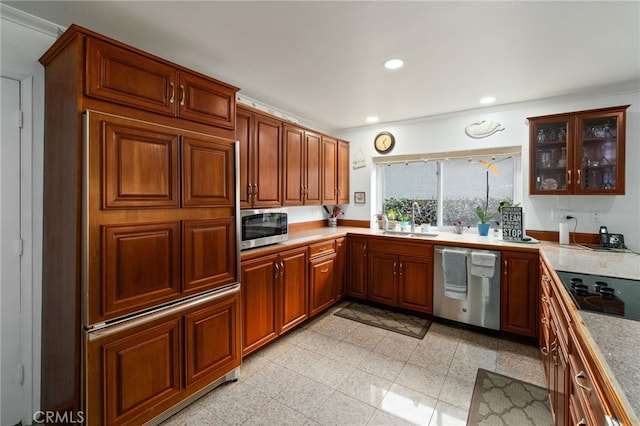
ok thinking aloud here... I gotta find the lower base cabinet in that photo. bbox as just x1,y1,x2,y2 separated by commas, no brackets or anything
346,237,368,299
310,253,337,316
241,247,308,356
501,251,539,338
86,287,240,425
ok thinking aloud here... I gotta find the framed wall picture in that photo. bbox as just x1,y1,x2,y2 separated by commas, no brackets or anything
354,192,366,204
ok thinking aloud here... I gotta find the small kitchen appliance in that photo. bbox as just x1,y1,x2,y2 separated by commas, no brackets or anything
240,207,288,249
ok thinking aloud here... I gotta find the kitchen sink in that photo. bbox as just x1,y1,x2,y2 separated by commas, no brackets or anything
381,230,439,238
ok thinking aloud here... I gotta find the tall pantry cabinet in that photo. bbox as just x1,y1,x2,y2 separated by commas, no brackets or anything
39,25,242,425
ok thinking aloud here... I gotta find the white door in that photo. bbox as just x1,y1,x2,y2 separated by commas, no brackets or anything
1,76,24,426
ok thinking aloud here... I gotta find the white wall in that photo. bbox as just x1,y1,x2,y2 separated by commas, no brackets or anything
1,7,59,418
336,89,640,252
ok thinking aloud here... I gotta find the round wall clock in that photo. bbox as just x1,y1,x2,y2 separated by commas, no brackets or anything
374,131,395,154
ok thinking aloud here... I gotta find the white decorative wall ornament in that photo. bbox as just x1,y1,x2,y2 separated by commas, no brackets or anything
352,149,366,169
464,120,505,139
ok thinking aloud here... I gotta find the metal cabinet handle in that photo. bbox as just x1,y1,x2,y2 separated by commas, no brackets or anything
180,84,185,106
576,169,581,185
399,262,404,276
169,82,175,104
541,346,549,356
574,371,592,395
274,262,280,278
567,169,572,185
542,274,551,283
393,262,397,275
503,260,508,274
576,419,586,426
541,317,548,325
254,184,258,194
320,269,329,273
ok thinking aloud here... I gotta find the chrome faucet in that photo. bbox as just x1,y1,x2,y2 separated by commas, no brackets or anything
411,201,420,233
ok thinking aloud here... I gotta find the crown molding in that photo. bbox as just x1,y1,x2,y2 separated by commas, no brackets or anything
1,4,65,38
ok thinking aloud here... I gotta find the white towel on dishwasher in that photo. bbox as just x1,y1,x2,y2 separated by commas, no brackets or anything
443,249,468,299
471,252,496,278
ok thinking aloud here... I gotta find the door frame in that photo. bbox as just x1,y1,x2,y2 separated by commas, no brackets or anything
1,72,36,425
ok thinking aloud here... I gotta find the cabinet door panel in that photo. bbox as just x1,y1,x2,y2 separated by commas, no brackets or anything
183,218,236,295
236,108,252,208
86,38,176,116
309,254,336,317
100,319,182,426
177,72,235,129
99,222,181,323
368,252,398,306
337,141,350,204
305,131,322,205
282,125,304,205
334,238,346,299
398,256,432,314
100,116,179,209
253,114,282,207
184,292,240,387
321,136,337,204
279,248,309,332
182,135,234,207
501,251,538,337
347,238,368,299
241,255,278,355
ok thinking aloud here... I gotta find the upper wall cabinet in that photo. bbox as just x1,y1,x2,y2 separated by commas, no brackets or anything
237,105,282,208
529,105,628,195
282,124,322,206
86,37,237,129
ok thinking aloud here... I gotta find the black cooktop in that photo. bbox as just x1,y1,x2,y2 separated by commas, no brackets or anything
556,271,640,322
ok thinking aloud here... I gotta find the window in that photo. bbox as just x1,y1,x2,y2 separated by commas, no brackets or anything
378,151,519,229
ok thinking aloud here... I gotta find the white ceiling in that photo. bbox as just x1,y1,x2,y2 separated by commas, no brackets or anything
5,1,640,131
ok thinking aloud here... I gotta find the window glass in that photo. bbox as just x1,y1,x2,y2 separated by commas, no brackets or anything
442,156,514,227
382,161,438,224
380,155,516,229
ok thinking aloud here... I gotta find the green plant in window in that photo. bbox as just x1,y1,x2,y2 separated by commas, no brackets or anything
385,209,397,220
476,205,494,224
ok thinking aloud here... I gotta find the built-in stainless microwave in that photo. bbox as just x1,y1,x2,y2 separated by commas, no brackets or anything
240,208,288,250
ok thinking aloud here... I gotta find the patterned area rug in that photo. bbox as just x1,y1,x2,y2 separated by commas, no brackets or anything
333,302,432,339
467,368,551,426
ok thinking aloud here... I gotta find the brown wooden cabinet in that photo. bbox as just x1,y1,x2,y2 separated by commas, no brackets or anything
367,238,433,313
282,124,322,206
321,135,338,204
86,36,236,129
86,288,240,426
278,247,309,334
309,240,338,317
337,140,350,204
347,237,368,299
500,251,539,338
241,247,309,356
334,237,347,299
236,105,282,208
528,105,628,195
40,25,240,424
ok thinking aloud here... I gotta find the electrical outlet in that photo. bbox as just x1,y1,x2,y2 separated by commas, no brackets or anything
591,212,600,223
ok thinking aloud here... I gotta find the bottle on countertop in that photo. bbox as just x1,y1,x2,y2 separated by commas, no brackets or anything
382,214,389,231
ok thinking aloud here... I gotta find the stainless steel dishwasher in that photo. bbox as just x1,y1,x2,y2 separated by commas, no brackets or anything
433,245,501,330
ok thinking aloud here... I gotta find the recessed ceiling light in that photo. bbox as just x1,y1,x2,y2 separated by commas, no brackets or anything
384,58,404,70
480,96,496,104
366,116,379,123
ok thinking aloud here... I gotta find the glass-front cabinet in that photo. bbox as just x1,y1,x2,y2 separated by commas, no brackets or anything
529,105,628,195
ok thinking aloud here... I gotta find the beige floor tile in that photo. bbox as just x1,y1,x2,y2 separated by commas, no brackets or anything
272,344,323,374
395,363,446,399
242,359,301,397
343,322,389,350
295,330,343,356
367,409,416,425
497,351,547,388
378,383,437,426
161,401,227,426
438,375,475,409
407,342,455,373
326,340,371,367
428,401,468,426
337,370,393,408
360,350,405,382
303,355,359,388
311,391,376,425
204,380,271,425
373,333,420,362
274,374,334,417
312,315,360,340
243,397,309,425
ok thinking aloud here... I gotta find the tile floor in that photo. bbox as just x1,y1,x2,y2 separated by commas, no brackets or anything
161,302,545,425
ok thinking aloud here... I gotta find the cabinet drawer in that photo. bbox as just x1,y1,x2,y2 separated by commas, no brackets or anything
368,238,433,258
569,327,607,425
309,240,336,258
